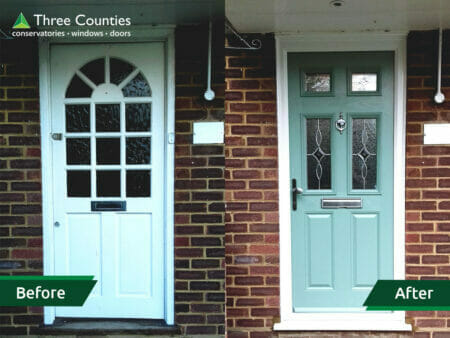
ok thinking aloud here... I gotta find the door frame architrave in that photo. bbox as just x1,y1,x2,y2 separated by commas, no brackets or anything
39,26,175,325
274,32,411,331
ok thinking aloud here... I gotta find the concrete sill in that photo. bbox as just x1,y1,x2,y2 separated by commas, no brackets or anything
31,318,181,335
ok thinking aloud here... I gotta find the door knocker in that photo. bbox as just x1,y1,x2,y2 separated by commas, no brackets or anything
335,112,346,134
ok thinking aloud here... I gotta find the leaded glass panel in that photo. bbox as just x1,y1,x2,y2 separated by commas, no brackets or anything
306,118,331,189
352,118,377,189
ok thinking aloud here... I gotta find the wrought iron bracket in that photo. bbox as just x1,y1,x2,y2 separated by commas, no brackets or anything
225,18,262,50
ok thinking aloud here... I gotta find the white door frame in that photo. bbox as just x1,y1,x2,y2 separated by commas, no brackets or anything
274,32,411,331
38,26,175,325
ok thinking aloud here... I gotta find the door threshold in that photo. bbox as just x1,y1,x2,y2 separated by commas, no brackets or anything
31,318,181,335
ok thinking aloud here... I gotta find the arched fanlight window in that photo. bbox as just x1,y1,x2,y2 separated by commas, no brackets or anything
65,57,151,98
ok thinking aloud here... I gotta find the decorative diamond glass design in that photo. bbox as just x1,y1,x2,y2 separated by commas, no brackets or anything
67,170,91,197
126,103,151,132
126,137,151,164
66,104,90,132
97,170,121,197
122,73,151,97
96,138,120,165
351,73,377,92
352,118,377,189
305,73,331,93
66,138,90,165
126,170,151,197
95,104,120,132
306,118,331,189
80,58,105,85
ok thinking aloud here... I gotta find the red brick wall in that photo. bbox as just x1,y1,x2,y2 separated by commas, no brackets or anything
225,30,450,337
0,39,43,335
225,39,280,338
405,30,450,336
174,24,225,335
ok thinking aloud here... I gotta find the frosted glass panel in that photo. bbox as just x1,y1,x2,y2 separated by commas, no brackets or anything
66,104,90,133
351,73,377,92
126,103,151,132
305,73,331,92
122,73,151,97
66,138,90,165
96,104,120,132
126,137,151,164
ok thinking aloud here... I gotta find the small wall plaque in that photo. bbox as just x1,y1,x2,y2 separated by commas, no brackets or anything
193,121,224,144
424,124,450,145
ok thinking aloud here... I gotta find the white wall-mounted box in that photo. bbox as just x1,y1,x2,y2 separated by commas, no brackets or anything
193,121,224,144
424,124,450,145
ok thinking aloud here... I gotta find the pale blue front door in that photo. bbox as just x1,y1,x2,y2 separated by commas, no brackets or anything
288,52,394,311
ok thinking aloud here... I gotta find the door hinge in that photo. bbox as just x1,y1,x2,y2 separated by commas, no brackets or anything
51,133,63,141
168,132,175,144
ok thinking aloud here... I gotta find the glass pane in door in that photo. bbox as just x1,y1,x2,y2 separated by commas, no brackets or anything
306,118,331,190
352,118,377,189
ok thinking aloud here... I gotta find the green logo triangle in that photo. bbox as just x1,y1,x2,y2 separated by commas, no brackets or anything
13,13,30,29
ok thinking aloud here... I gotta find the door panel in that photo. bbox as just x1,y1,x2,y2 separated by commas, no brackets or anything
306,214,333,288
50,43,165,318
117,214,152,296
352,213,379,287
288,52,394,311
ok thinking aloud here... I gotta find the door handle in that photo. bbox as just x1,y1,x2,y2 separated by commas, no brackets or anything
51,133,63,141
292,179,303,211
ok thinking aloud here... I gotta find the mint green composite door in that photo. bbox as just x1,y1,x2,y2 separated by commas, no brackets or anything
288,52,394,311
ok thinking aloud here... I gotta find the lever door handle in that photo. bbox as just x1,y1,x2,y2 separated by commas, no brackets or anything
292,179,303,210
293,187,303,195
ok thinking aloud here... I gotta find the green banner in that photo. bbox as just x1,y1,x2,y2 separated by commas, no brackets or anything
364,280,450,311
0,276,97,306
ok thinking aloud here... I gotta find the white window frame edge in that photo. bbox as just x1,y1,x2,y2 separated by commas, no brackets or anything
38,25,176,325
274,32,411,331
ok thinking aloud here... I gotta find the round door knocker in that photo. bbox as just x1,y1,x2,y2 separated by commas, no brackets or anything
335,112,346,134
